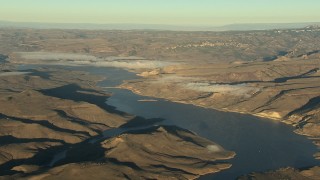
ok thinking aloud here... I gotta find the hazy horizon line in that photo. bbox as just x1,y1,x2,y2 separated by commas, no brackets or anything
1,20,319,31
1,20,320,26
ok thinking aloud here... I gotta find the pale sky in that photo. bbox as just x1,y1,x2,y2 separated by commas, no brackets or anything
1,0,319,25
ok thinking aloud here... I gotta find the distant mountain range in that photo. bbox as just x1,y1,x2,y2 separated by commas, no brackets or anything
0,21,319,31
219,23,320,31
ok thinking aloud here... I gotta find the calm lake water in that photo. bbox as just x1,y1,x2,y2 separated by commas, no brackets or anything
19,65,320,179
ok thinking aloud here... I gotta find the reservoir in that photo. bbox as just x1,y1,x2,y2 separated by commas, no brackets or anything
19,65,320,179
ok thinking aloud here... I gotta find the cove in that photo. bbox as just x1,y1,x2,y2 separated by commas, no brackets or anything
19,65,320,179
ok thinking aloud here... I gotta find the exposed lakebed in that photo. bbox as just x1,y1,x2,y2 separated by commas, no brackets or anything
18,65,320,179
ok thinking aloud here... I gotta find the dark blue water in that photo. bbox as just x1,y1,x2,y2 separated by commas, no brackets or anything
106,88,320,179
0,54,8,64
19,65,320,179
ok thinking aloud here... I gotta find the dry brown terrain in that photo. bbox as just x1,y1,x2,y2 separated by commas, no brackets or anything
1,26,320,63
239,166,320,180
0,67,234,179
5,126,234,180
0,68,129,171
1,27,320,179
121,58,320,158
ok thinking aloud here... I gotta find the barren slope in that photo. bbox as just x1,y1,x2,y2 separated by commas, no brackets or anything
5,126,234,180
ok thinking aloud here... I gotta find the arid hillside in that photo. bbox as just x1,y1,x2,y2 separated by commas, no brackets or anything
0,26,320,63
0,27,319,179
0,67,234,179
